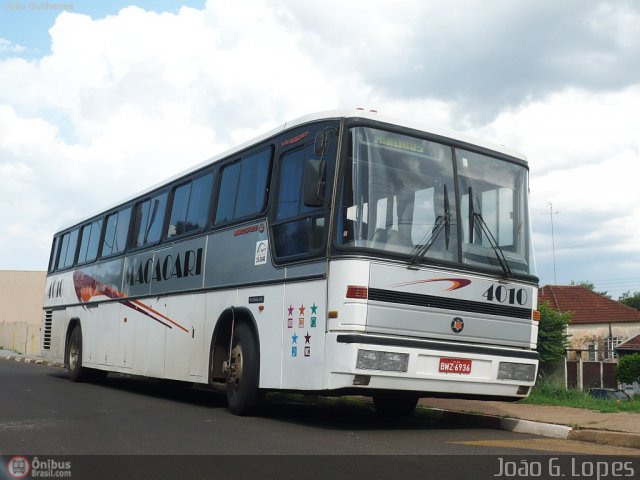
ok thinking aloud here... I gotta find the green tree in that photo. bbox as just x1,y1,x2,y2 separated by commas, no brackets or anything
536,302,571,364
617,353,640,385
619,291,640,311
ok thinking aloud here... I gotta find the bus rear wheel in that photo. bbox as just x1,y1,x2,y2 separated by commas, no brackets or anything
67,325,90,382
225,322,261,416
372,392,419,416
67,325,107,382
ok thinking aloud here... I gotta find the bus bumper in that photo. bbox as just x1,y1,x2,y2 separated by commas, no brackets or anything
324,333,539,399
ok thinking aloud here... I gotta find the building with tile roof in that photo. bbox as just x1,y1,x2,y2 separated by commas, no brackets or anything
616,333,640,355
539,285,640,362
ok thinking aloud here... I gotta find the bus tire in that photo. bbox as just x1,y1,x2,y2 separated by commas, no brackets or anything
226,322,261,416
67,325,90,382
373,392,419,417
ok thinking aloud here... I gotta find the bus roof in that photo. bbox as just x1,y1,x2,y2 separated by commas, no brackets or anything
57,109,526,231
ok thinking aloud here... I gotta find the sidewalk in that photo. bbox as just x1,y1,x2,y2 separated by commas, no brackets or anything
420,397,640,449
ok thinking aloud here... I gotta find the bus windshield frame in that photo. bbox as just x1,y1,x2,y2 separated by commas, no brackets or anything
334,125,536,279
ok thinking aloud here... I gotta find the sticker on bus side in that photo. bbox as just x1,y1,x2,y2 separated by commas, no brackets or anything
255,240,268,265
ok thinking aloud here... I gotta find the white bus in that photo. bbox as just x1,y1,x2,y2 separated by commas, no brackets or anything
42,110,539,416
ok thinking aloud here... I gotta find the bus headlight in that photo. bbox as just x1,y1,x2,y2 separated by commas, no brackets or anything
356,349,409,373
497,362,536,382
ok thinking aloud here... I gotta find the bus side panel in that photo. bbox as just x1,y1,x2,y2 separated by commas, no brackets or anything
139,297,167,378
188,294,207,378
236,284,284,389
49,308,68,363
280,279,327,390
43,270,77,363
204,221,284,289
80,305,98,365
163,293,206,380
117,300,134,369
94,302,119,367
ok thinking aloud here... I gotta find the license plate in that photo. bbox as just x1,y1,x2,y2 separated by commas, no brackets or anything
438,358,472,374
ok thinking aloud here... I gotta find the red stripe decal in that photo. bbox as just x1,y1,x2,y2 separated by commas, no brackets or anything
73,271,188,333
389,278,472,291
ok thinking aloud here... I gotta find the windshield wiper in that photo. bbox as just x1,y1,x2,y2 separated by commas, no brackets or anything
468,187,512,277
473,212,512,277
408,213,450,268
408,185,451,268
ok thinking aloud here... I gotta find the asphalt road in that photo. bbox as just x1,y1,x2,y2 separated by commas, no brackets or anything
1,360,638,480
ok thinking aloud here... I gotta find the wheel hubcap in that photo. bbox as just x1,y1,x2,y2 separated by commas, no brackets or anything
69,340,79,370
228,344,243,392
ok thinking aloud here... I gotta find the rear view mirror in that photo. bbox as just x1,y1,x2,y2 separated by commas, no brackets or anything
303,159,325,207
314,131,329,156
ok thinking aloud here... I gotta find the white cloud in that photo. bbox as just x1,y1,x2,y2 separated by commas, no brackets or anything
475,87,640,232
0,38,26,54
0,0,639,297
473,85,640,293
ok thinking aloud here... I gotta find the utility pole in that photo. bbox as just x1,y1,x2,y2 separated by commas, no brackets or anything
548,202,559,284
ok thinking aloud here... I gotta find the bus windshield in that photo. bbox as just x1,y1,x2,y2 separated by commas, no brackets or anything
338,127,536,277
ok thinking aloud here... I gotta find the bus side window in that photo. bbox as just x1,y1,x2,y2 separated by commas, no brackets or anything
215,162,240,224
57,228,79,270
167,172,214,238
214,148,272,225
48,236,60,273
101,207,131,257
272,144,325,258
77,219,103,264
132,192,167,248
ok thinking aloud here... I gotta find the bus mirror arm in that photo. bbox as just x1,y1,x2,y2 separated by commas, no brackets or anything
303,158,325,207
314,131,329,155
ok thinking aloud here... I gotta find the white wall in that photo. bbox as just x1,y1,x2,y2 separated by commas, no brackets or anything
0,270,46,355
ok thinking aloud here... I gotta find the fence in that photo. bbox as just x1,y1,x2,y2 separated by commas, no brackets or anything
566,360,617,390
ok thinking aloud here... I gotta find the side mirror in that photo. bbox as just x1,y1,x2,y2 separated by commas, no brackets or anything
303,159,325,207
314,131,329,156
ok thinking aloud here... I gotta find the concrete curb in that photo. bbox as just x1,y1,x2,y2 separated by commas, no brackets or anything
569,429,640,449
427,408,572,439
425,407,640,449
1,354,65,368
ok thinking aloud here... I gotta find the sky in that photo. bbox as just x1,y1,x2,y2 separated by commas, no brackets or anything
1,0,639,299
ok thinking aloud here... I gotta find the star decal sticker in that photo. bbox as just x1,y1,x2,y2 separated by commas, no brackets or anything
304,332,311,344
310,303,318,315
287,305,294,316
299,304,305,316
291,333,298,344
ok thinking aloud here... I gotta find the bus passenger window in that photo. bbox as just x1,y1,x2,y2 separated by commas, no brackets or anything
56,229,79,270
102,207,131,257
48,236,60,272
77,219,102,264
215,162,240,224
167,173,214,238
132,193,167,247
215,148,272,225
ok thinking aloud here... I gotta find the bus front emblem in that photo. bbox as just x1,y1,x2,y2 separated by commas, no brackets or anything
451,317,464,333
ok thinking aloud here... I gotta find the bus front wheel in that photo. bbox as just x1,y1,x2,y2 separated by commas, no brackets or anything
226,322,261,416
